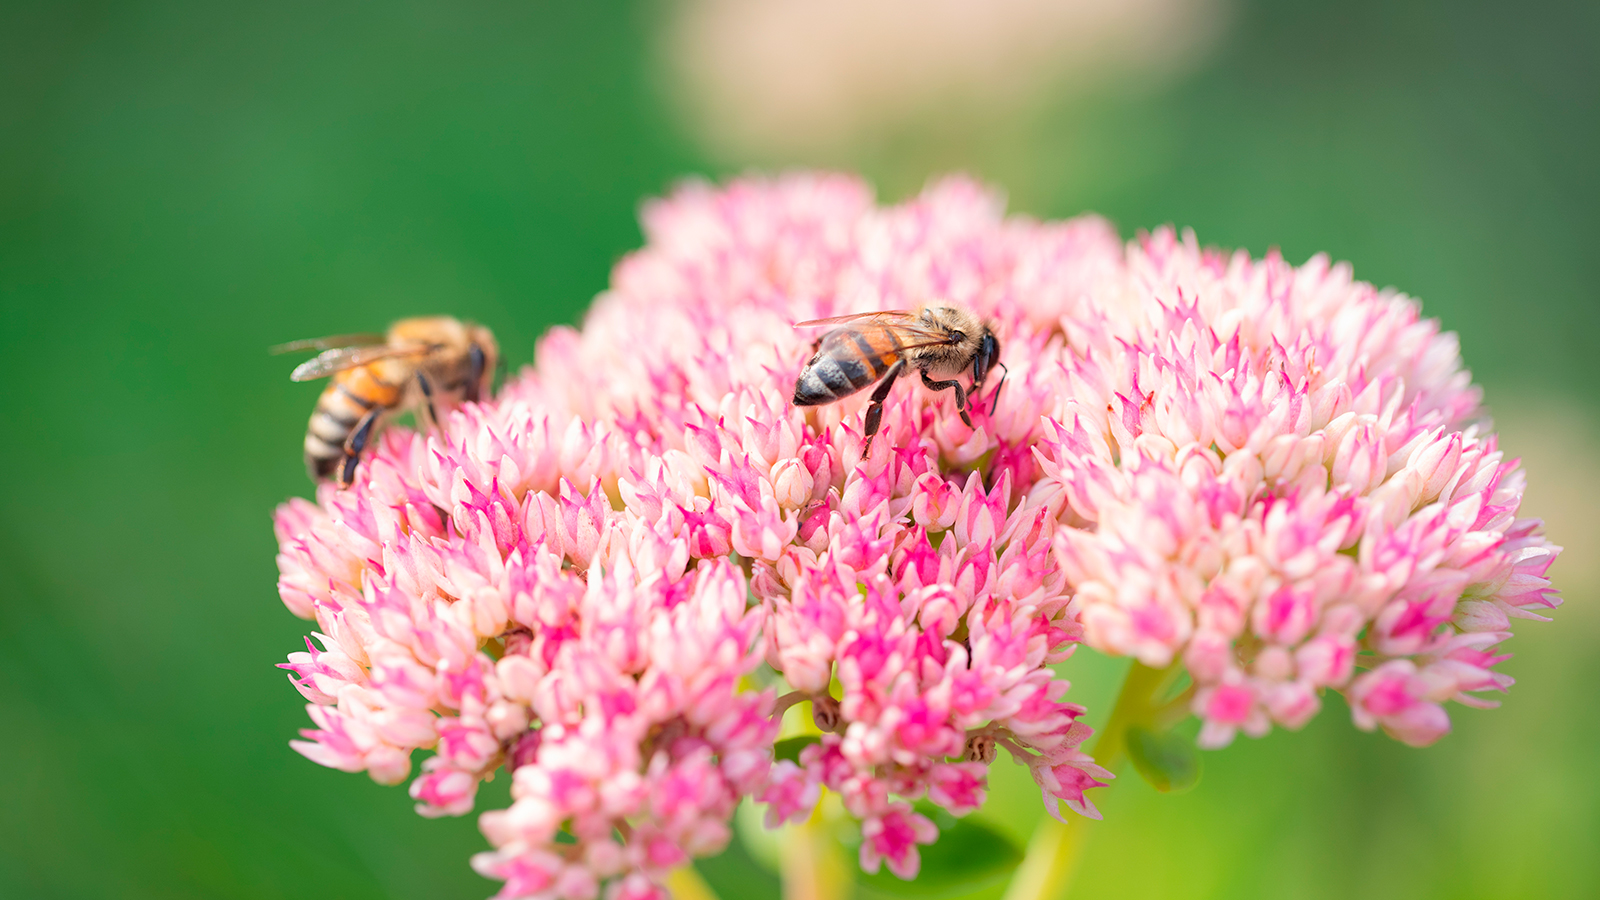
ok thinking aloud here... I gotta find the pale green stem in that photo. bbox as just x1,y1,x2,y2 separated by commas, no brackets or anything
1001,661,1182,900
667,865,722,900
781,799,853,900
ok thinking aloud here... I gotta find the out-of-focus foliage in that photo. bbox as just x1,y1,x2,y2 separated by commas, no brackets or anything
0,1,1594,898
0,2,693,897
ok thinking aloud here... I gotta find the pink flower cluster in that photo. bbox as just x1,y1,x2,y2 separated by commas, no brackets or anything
277,426,779,900
273,173,1558,897
1036,231,1560,747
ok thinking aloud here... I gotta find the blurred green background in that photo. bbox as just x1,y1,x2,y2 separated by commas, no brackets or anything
1,1,1595,898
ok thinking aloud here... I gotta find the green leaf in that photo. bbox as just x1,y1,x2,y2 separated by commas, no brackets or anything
773,735,821,764
1125,724,1202,793
852,805,1023,898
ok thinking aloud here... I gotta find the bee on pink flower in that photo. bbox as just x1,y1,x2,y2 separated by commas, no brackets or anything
792,305,1005,452
270,172,1560,898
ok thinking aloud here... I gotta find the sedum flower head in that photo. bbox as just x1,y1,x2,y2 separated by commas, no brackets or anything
1039,229,1560,748
273,173,1558,897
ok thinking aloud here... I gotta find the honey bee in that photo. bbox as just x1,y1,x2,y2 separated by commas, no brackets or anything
274,316,499,486
792,305,1004,450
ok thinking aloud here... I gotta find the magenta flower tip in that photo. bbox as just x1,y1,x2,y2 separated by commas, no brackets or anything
271,172,1559,893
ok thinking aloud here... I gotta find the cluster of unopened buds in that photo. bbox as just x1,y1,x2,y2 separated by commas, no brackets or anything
274,173,1559,899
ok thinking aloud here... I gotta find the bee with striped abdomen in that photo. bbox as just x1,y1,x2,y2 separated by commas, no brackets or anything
792,305,1004,451
274,316,498,486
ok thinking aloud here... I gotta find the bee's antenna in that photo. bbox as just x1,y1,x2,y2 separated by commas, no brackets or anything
988,362,1009,415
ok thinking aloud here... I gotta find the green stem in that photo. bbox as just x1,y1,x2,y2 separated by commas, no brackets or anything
1001,661,1181,900
667,865,722,900
781,798,853,900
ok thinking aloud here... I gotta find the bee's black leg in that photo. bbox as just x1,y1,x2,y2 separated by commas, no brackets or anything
416,373,439,430
344,408,381,456
920,371,973,428
336,408,383,487
338,454,360,487
988,362,1010,414
862,361,905,453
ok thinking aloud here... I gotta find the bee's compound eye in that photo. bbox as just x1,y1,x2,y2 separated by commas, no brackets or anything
466,344,487,402
975,333,999,384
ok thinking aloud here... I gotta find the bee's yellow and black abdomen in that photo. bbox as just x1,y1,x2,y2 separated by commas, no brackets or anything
303,367,401,479
792,325,902,406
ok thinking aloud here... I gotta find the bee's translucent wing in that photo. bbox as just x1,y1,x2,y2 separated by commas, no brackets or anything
289,345,419,381
793,310,914,327
882,319,976,345
270,332,386,355
885,335,964,351
796,310,956,347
